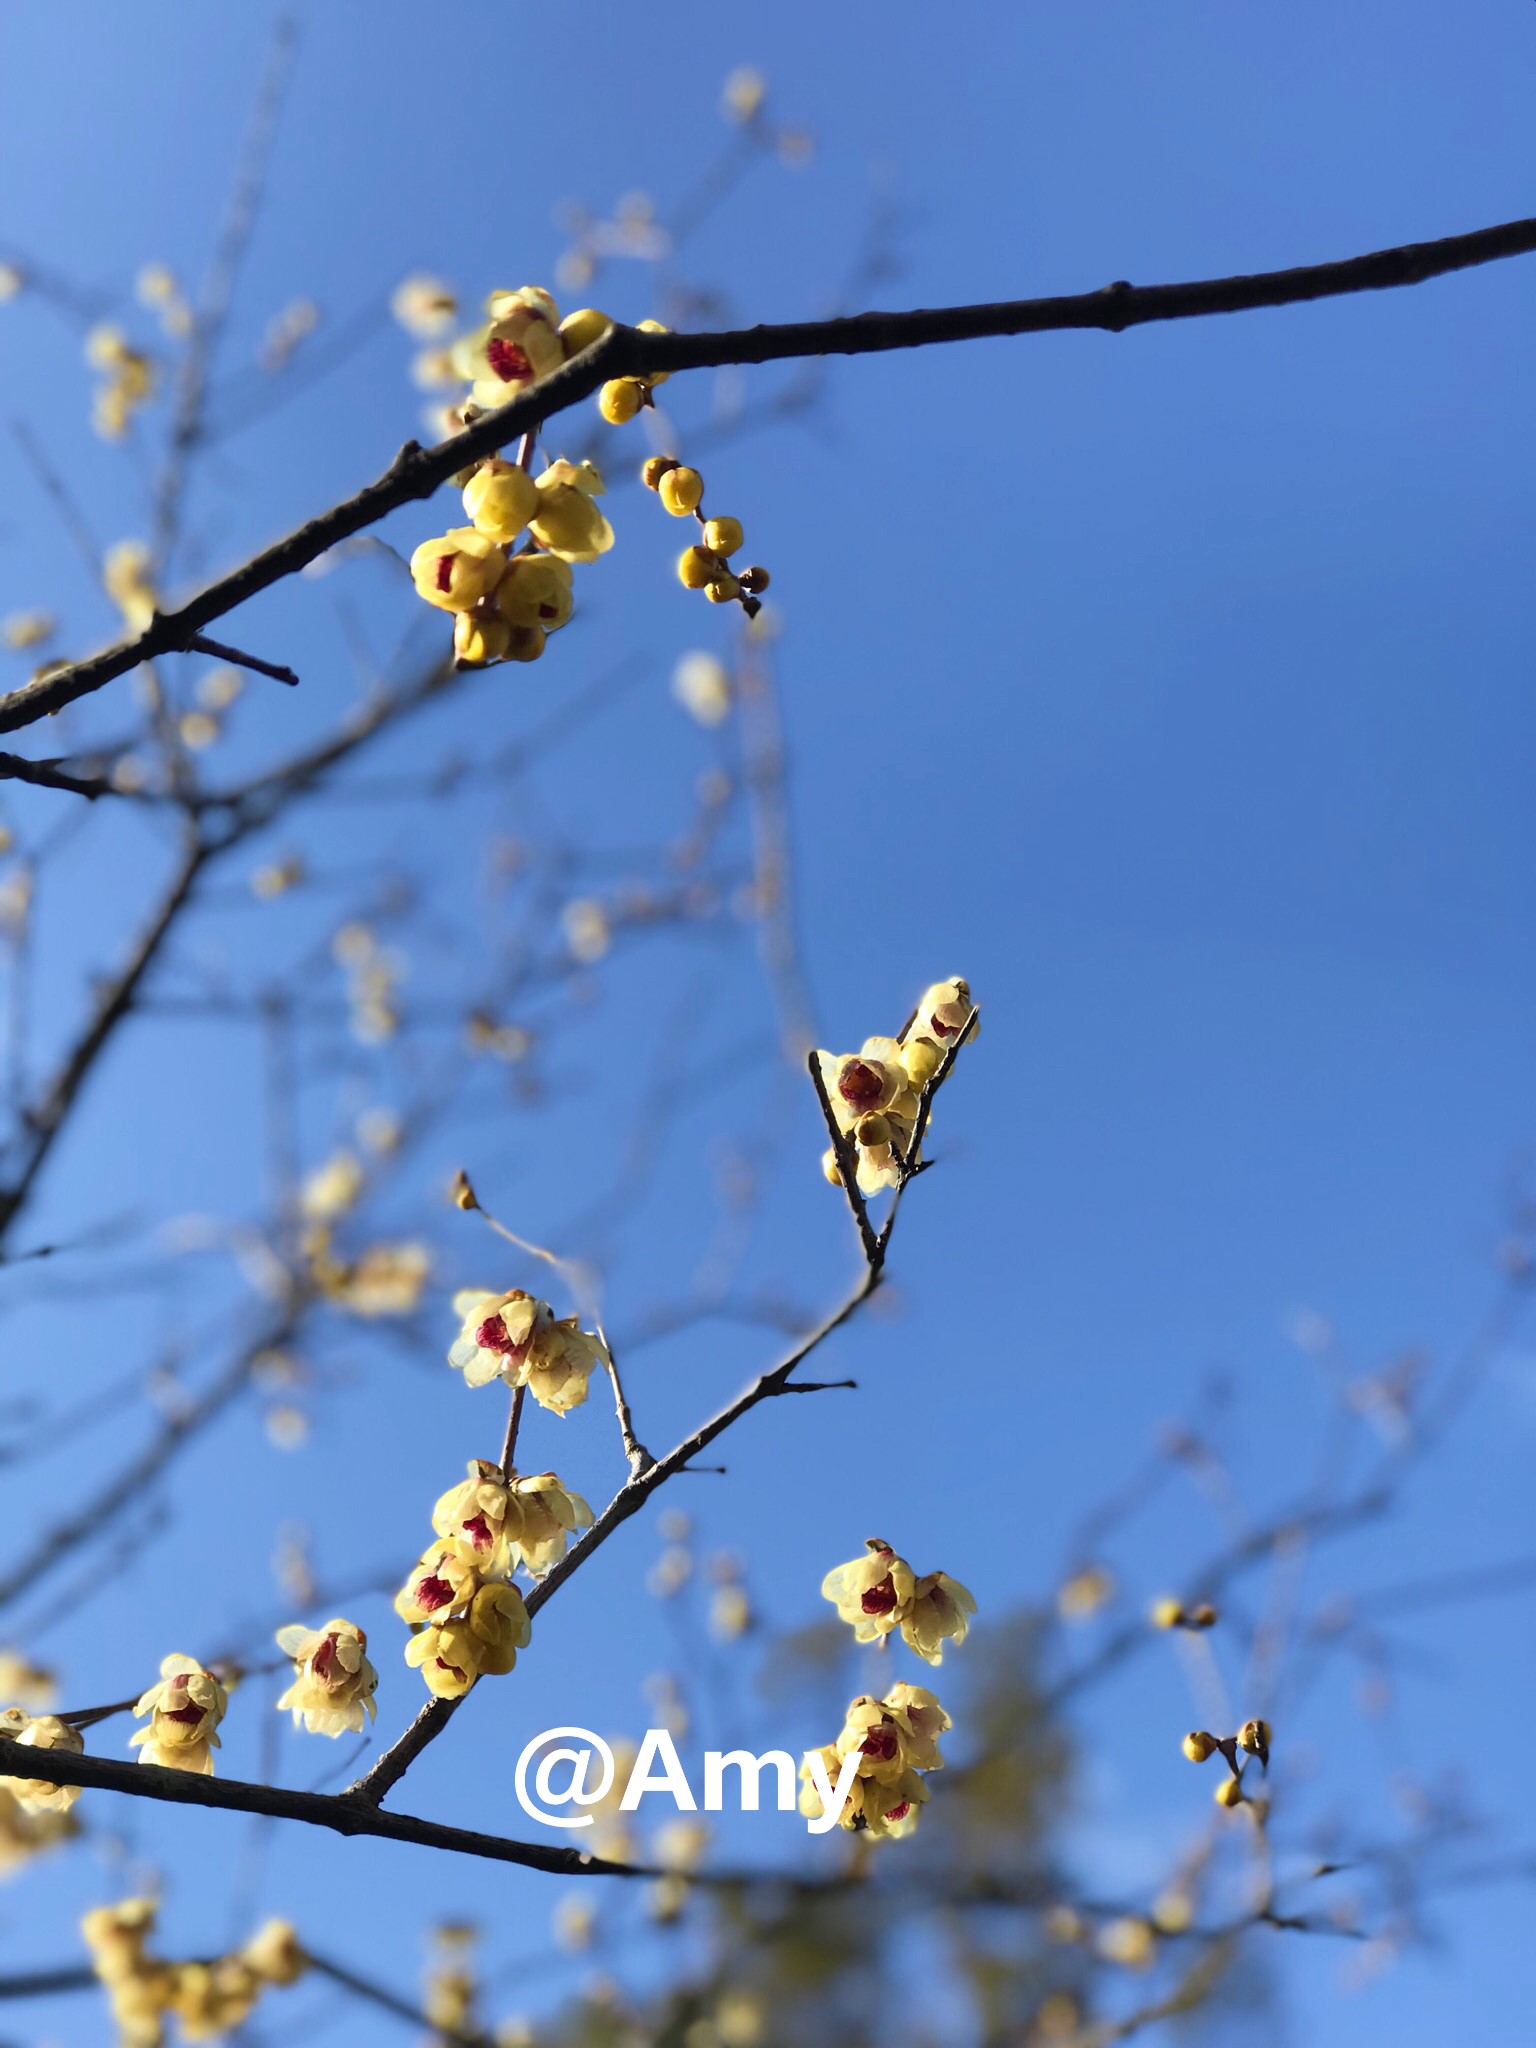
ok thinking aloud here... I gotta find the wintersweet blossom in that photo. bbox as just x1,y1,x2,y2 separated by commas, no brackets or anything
1,1708,84,1813
462,458,540,544
834,1696,912,1786
449,1288,552,1388
814,1039,918,1138
510,1470,595,1571
240,1918,307,1985
393,1543,481,1627
404,1582,531,1699
129,1655,227,1775
432,1461,523,1575
902,1571,977,1665
274,1619,378,1737
410,527,507,613
820,1540,916,1644
465,287,564,407
528,458,614,563
882,1682,952,1770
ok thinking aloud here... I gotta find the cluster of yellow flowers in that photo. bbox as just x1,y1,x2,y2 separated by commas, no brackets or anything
0,1655,77,1874
129,1655,228,1776
0,1704,83,1814
640,455,770,618
274,1620,378,1737
83,1898,304,2047
816,976,977,1195
393,1460,590,1699
292,1144,430,1320
1182,1717,1271,1811
447,1287,607,1415
821,1539,977,1664
86,324,155,440
799,1683,951,1840
406,287,623,671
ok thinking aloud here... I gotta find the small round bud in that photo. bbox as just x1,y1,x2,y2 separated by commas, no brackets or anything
1238,1718,1271,1761
821,1147,843,1188
599,378,642,424
677,546,717,591
737,565,771,594
705,574,741,604
702,516,743,557
900,1039,943,1089
642,455,680,491
1149,1598,1184,1630
451,1169,478,1212
856,1113,891,1149
635,317,671,384
1214,1776,1244,1810
453,612,511,667
503,624,547,664
559,307,614,355
1189,1603,1218,1629
462,459,539,544
659,466,704,517
1181,1730,1216,1764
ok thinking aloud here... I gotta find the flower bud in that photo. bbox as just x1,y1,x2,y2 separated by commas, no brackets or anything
856,1113,892,1148
900,1038,943,1089
705,574,741,604
1214,1776,1244,1810
642,455,680,491
453,613,511,667
1189,1603,1218,1628
677,546,716,591
1182,1730,1216,1763
410,529,506,613
821,1146,843,1187
659,466,704,517
1150,1597,1184,1630
495,554,575,631
1238,1718,1271,1764
599,378,643,424
559,307,613,355
702,516,743,557
462,460,539,543
738,565,771,594
503,624,547,663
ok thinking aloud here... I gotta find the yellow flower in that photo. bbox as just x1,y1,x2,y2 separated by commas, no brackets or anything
240,1919,306,1985
820,1540,915,1643
814,1039,917,1137
2,1710,84,1814
298,1149,363,1222
2,610,53,650
449,1288,552,1388
405,1582,530,1697
850,1767,928,1839
167,1957,262,2040
672,651,732,726
881,1682,951,1770
391,273,457,339
0,1649,54,1710
274,1620,378,1737
522,1315,604,1415
432,1461,524,1575
467,290,564,407
702,517,743,557
393,1543,480,1627
462,459,540,543
328,1239,431,1316
495,553,574,631
528,458,614,562
129,1655,227,1774
901,978,977,1054
901,1571,977,1665
103,541,157,631
510,1470,595,1572
834,1696,911,1785
411,527,507,613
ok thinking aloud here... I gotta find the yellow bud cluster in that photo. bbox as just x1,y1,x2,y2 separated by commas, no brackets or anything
798,1682,952,1840
595,316,670,423
1181,1716,1272,1810
1150,1596,1218,1630
642,455,770,617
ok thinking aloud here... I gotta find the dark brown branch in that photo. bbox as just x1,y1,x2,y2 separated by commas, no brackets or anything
1,213,1532,738
0,751,115,801
0,1735,656,1880
186,633,299,686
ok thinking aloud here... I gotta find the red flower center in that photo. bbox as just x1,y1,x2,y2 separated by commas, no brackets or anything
538,602,559,619
461,1513,494,1552
486,338,532,383
435,554,455,593
417,1574,455,1613
860,1577,898,1616
163,1701,205,1726
860,1729,899,1761
838,1060,885,1111
883,1799,911,1823
474,1314,522,1356
311,1635,340,1683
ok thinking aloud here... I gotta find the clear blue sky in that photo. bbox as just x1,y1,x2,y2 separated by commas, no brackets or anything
1,3,1533,2043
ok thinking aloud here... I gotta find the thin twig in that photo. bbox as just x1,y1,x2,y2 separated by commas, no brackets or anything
186,633,299,686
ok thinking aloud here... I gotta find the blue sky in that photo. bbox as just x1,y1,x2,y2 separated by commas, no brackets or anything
1,3,1534,2043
